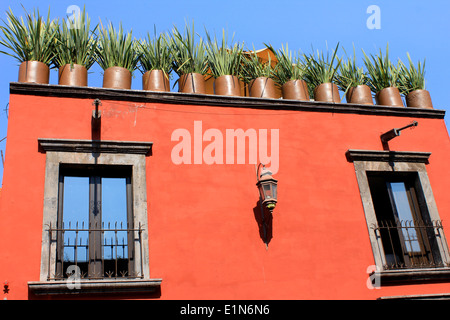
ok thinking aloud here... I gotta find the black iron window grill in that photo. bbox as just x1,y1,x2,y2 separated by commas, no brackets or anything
46,221,144,280
371,219,449,270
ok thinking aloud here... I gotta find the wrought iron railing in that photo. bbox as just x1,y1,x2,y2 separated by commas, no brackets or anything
47,221,144,280
371,219,449,270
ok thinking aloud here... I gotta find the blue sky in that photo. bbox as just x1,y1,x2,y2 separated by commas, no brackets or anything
0,0,449,186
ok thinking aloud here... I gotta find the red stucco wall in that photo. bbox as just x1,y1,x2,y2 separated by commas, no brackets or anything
1,91,450,299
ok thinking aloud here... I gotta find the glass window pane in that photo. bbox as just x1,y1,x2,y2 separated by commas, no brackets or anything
62,176,89,266
101,177,127,228
389,182,421,253
102,178,128,274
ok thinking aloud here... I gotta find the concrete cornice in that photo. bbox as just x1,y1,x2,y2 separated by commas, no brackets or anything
38,138,153,155
10,82,446,119
346,149,431,163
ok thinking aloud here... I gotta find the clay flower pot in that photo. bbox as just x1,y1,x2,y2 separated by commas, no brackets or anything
405,89,433,109
281,80,309,101
214,75,241,96
142,70,170,92
313,83,340,103
58,64,88,86
18,61,50,84
103,66,132,89
249,77,277,99
375,87,403,107
178,73,206,94
346,85,373,105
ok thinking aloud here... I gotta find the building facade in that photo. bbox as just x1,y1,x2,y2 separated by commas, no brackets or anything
0,82,450,300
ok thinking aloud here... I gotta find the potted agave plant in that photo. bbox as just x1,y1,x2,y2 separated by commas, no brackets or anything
0,7,58,84
269,43,309,101
335,47,373,105
205,29,244,96
241,46,277,98
304,43,342,103
138,29,172,92
97,22,139,89
53,6,98,86
171,22,208,94
362,44,403,107
398,53,432,109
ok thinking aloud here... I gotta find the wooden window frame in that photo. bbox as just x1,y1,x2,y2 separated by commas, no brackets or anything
55,165,135,280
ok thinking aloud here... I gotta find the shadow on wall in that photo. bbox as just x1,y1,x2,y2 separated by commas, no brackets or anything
253,201,273,248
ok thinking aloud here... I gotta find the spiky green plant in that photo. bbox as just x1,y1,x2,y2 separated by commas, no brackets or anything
240,46,274,84
268,43,307,87
335,46,368,93
53,6,98,69
96,21,139,72
362,44,400,93
398,52,426,95
170,21,208,77
205,29,244,78
137,28,172,79
0,6,58,65
304,43,341,89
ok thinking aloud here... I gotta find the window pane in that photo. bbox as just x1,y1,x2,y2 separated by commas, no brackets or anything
102,178,128,275
101,177,127,228
62,176,89,267
389,182,421,253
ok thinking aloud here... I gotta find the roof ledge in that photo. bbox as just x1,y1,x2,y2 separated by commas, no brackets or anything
10,82,446,119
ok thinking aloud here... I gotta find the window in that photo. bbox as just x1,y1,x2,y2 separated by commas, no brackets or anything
347,149,450,286
367,172,444,269
29,138,161,296
53,165,140,280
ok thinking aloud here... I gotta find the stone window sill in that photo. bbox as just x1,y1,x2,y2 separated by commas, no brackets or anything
372,268,450,286
28,278,162,297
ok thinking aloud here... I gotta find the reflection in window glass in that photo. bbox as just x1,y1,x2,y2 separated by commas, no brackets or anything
62,176,89,264
102,178,128,261
389,182,420,253
61,176,129,267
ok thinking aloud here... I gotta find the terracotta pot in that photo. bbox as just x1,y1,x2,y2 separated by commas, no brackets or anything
375,87,403,107
58,64,88,86
313,83,340,103
249,77,277,98
346,85,374,105
178,73,206,94
18,61,50,84
142,70,170,92
281,80,309,101
214,75,241,96
405,89,433,109
103,66,132,89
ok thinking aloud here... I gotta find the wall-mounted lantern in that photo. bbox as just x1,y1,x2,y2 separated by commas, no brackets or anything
256,164,278,213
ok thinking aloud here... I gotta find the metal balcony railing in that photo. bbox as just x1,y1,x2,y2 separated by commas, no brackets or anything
46,221,144,280
371,219,449,270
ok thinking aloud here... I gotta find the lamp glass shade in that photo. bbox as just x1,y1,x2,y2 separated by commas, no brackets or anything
272,183,277,200
258,179,277,203
263,184,272,199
